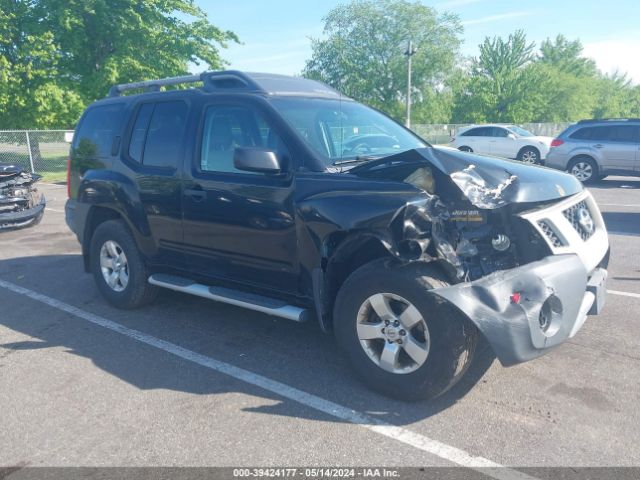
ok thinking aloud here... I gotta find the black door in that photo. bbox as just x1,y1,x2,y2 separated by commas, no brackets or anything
124,100,189,267
182,100,298,294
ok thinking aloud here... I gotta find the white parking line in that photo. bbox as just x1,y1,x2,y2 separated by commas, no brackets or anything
599,203,640,208
0,278,535,480
607,231,640,238
608,289,640,299
45,208,65,213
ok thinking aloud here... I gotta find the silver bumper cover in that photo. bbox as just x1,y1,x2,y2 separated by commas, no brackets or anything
432,254,607,366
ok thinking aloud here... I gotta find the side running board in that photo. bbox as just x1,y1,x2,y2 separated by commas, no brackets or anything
148,274,310,323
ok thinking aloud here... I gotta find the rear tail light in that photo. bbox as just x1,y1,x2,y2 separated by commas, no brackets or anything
66,158,71,198
550,138,564,147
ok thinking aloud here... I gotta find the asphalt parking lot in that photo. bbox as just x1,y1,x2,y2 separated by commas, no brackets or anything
1,178,639,472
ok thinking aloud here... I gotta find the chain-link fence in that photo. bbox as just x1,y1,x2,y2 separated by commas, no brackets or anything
0,130,73,181
413,122,573,145
0,124,574,181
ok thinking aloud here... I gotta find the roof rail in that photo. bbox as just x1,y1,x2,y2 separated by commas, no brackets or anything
108,73,203,97
107,70,342,99
577,118,640,124
201,71,263,92
108,71,267,97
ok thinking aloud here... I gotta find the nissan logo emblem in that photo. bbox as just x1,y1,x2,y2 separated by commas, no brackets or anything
577,207,595,235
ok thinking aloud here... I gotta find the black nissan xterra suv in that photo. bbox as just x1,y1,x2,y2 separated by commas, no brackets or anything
66,71,610,401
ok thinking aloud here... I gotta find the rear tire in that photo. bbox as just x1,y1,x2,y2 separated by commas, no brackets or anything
333,259,478,401
568,156,598,183
90,220,158,309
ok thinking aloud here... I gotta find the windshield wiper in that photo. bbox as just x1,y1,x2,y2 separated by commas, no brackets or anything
331,155,380,166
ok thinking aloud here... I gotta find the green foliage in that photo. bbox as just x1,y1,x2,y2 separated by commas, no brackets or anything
0,0,237,129
304,1,639,125
539,35,598,78
303,0,462,122
452,31,540,123
452,30,639,124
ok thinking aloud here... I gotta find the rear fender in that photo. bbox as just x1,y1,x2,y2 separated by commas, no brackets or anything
79,170,156,256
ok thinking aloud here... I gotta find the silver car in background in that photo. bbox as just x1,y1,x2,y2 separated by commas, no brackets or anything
546,119,640,183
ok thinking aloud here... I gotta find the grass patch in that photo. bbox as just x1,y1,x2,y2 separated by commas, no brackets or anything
36,155,68,183
0,151,68,182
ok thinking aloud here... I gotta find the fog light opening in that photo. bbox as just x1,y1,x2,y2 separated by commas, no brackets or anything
539,294,563,336
491,234,511,252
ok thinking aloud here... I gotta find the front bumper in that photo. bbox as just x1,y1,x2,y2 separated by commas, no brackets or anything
432,254,607,366
543,150,568,170
0,196,46,230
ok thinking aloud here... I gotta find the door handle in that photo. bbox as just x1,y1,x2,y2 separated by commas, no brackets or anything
593,144,604,149
184,188,206,202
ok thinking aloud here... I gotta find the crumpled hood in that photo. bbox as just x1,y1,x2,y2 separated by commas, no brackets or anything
351,147,583,209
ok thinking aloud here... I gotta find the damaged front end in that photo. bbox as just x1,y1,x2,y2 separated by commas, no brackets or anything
0,163,46,230
348,147,609,365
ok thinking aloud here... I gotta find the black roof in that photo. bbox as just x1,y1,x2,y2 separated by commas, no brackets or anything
107,70,346,100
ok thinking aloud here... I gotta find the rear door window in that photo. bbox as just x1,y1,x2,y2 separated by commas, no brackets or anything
128,103,155,163
142,101,188,168
607,125,639,143
73,103,125,158
462,127,490,137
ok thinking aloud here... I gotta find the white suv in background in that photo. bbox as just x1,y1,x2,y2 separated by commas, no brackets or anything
449,124,554,164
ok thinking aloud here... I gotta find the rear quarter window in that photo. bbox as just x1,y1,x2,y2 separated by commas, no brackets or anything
72,103,125,158
569,127,593,140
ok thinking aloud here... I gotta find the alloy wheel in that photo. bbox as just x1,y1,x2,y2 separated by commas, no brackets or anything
521,150,538,164
570,161,593,182
356,293,430,374
99,240,129,292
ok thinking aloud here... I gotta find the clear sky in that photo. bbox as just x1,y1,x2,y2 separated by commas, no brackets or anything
196,0,640,83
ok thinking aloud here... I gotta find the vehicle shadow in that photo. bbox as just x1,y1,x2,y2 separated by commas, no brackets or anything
0,254,496,427
602,212,640,237
591,177,640,189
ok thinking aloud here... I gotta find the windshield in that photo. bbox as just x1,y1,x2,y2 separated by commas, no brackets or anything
508,125,534,137
269,97,427,165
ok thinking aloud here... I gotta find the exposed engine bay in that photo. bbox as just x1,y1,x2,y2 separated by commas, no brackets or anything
347,148,575,282
0,163,46,230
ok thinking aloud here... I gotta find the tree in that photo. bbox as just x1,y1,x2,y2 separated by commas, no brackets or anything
452,31,540,123
592,71,635,118
528,63,596,122
0,0,237,129
0,1,83,129
539,35,598,78
303,0,462,121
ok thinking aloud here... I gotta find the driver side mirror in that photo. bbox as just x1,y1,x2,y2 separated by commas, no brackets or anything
507,133,517,140
234,147,282,174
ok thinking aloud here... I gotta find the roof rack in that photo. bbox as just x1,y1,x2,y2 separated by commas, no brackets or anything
108,70,343,99
577,118,640,124
108,73,202,97
108,71,264,97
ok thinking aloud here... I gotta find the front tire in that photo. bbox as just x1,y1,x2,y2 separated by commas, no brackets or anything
458,146,473,152
517,146,540,164
90,220,158,309
333,259,478,401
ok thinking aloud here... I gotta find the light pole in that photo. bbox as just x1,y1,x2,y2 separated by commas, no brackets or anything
404,40,418,128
